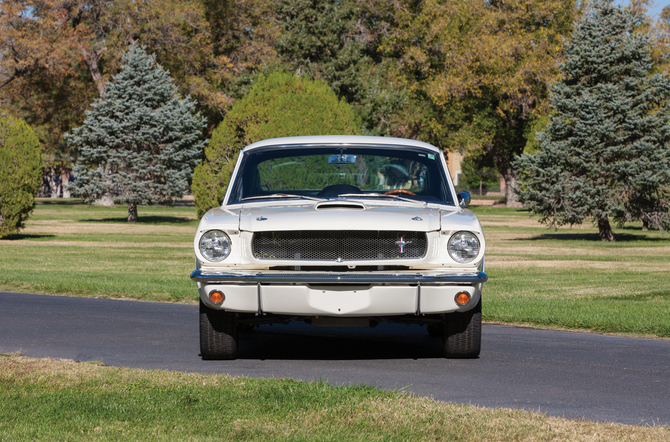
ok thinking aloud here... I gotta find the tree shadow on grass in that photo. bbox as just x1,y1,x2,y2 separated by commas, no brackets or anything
35,199,85,206
592,290,670,301
81,216,197,225
522,232,668,242
1,233,56,240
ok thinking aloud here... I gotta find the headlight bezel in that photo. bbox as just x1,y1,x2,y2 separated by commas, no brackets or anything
199,230,232,262
447,231,481,264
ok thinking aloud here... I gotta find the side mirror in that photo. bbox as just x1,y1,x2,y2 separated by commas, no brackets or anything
457,190,471,208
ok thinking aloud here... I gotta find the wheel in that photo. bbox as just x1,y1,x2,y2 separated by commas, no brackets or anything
442,300,481,358
239,323,255,333
427,323,442,337
200,300,238,360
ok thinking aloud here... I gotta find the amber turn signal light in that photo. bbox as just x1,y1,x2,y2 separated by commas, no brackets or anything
455,291,471,306
209,290,225,304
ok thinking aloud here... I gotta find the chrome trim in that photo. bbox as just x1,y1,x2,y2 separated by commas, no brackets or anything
457,190,471,208
191,269,488,285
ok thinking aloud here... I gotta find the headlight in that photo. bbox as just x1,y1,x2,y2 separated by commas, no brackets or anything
199,230,231,262
448,231,480,263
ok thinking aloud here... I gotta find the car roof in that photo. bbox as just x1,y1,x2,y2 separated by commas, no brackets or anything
242,135,441,153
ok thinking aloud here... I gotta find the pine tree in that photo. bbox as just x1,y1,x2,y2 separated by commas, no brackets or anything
274,0,367,105
514,0,670,241
67,45,206,222
0,114,42,237
192,71,360,217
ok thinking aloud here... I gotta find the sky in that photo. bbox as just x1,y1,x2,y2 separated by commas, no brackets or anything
617,0,670,17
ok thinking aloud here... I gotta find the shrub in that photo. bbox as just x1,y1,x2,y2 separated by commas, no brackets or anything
192,71,361,217
0,114,42,237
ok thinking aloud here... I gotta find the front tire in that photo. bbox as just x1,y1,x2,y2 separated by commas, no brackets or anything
200,300,238,360
442,300,481,359
427,323,442,337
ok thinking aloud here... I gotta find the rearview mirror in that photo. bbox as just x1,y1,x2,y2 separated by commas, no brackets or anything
328,154,357,164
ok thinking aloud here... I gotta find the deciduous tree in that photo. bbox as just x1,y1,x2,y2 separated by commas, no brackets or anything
379,0,577,207
0,0,278,163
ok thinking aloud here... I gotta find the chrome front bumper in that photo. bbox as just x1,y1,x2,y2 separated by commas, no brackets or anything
191,270,487,316
190,269,488,285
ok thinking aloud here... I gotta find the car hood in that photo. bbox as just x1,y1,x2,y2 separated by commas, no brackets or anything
239,201,441,232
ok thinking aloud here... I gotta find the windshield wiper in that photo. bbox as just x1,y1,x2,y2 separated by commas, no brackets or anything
338,193,427,206
241,193,325,202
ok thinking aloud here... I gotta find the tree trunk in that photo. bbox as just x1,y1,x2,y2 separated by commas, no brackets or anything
597,216,615,242
128,202,138,223
490,145,523,208
502,169,523,208
642,218,649,231
79,44,105,97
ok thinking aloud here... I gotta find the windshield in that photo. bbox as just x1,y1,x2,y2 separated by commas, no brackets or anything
228,145,455,205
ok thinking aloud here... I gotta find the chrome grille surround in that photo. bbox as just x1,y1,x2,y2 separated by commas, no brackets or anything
251,230,427,261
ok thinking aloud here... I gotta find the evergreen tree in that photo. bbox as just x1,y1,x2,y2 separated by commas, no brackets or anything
514,0,670,241
459,152,500,196
67,45,206,222
274,0,367,105
0,114,42,237
273,0,411,138
192,71,360,217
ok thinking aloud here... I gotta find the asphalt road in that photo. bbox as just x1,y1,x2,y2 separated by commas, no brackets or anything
1,291,669,426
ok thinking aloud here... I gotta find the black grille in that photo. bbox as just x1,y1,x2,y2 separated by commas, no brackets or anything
251,230,427,261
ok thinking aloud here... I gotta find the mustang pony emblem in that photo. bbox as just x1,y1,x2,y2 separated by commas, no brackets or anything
395,236,412,254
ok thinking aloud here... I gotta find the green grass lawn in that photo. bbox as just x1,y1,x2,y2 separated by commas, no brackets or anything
1,354,667,441
1,200,669,338
472,206,670,338
2,202,669,439
0,200,198,303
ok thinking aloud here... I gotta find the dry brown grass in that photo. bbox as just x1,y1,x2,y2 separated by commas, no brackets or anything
485,258,668,271
479,214,597,229
0,354,231,390
5,239,192,248
20,220,196,236
1,354,668,441
487,244,670,256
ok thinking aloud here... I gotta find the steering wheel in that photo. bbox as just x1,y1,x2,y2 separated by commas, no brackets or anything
384,189,416,196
